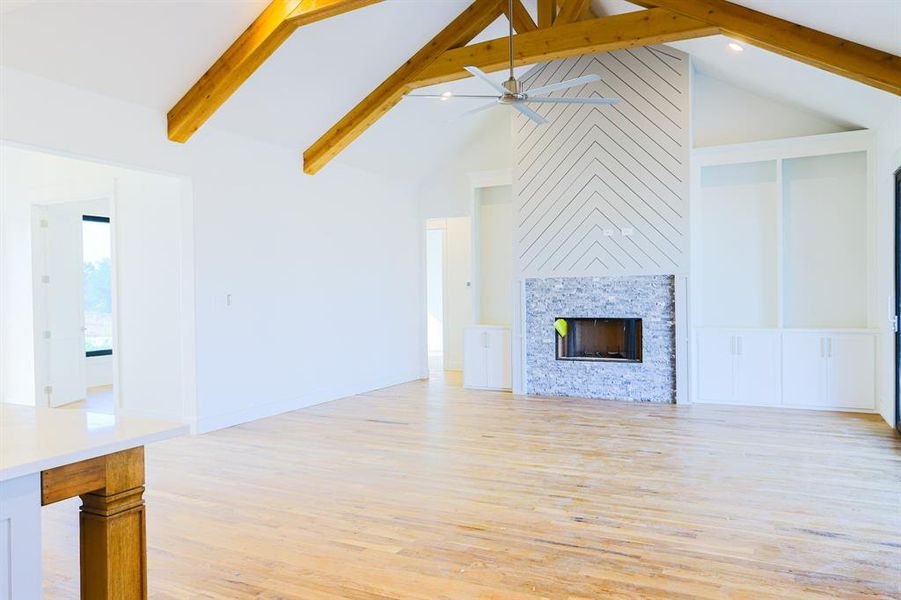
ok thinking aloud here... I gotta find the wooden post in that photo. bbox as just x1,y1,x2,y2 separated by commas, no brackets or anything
79,487,147,599
42,446,147,600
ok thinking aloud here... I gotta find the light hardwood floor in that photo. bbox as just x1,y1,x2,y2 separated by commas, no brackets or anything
43,373,901,598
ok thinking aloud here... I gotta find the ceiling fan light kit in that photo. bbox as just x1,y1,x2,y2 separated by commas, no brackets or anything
407,0,619,125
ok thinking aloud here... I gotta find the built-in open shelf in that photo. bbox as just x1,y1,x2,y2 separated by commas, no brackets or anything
694,133,873,331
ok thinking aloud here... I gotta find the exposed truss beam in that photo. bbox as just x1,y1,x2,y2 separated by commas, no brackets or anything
509,0,537,33
302,0,505,174
537,0,556,28
409,9,716,89
167,0,382,143
634,0,901,95
555,0,591,25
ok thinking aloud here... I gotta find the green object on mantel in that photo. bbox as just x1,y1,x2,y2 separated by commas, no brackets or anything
554,319,568,337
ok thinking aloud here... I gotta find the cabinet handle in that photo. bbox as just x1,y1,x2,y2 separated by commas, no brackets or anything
820,337,825,358
730,336,735,355
827,338,832,358
737,336,742,356
482,332,489,349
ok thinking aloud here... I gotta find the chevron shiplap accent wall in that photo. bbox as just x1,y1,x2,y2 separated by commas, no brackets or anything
514,46,689,278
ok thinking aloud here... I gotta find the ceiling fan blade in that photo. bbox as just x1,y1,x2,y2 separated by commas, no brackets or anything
511,102,547,125
526,96,619,105
526,74,601,96
406,93,501,99
454,102,499,121
464,66,509,96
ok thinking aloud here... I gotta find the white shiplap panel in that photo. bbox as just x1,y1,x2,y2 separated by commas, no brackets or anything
514,46,689,278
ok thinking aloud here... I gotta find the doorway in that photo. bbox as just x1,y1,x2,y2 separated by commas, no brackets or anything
0,143,194,422
424,217,473,376
894,166,901,433
426,226,445,372
32,198,115,412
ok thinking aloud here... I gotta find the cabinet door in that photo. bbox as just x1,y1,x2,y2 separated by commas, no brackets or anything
782,333,827,407
463,329,487,388
696,330,735,403
735,332,781,406
485,329,511,390
828,335,875,410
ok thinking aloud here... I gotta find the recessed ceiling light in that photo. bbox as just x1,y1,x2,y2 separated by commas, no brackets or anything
728,42,744,52
441,91,453,101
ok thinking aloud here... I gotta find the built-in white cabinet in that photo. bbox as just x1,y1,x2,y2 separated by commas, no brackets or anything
463,326,511,390
782,332,875,410
696,328,876,411
691,132,878,413
696,330,780,406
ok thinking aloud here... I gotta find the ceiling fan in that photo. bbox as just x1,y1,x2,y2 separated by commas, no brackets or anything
407,0,619,124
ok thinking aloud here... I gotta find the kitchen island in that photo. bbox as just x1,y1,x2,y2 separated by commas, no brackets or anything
0,404,187,599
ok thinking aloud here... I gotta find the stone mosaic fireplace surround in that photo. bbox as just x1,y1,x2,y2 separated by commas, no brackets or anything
525,275,675,403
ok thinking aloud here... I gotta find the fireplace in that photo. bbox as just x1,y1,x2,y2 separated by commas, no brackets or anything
555,317,642,363
526,276,674,402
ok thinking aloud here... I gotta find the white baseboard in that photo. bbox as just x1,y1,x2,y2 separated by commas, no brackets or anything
195,371,422,434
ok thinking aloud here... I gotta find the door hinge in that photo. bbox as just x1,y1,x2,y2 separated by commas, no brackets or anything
44,385,53,395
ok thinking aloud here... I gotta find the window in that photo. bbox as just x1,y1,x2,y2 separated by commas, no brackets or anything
82,215,112,357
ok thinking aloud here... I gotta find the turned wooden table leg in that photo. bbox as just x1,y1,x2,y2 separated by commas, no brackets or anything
42,446,148,600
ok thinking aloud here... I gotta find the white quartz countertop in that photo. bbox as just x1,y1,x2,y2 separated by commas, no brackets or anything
0,404,189,482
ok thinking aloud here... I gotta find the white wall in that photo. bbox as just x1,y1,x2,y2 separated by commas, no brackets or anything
477,185,512,326
1,67,422,432
874,105,901,426
0,146,190,420
85,355,112,388
693,72,852,148
418,110,513,219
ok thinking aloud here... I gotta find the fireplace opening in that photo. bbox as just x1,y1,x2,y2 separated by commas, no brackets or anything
555,317,642,363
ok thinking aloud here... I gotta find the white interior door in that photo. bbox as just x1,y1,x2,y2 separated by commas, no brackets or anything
443,217,472,371
827,335,876,409
36,203,87,407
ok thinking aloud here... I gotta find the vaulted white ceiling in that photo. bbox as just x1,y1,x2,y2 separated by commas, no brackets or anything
1,0,898,179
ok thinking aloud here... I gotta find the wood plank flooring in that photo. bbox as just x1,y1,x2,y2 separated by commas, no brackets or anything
43,373,901,598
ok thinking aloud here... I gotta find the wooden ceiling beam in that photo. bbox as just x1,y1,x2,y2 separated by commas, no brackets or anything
509,0,537,33
555,0,591,26
167,0,382,143
302,0,505,174
408,9,717,89
633,0,901,95
537,0,556,28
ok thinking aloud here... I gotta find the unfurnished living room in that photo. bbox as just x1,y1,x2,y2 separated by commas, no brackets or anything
0,0,899,598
